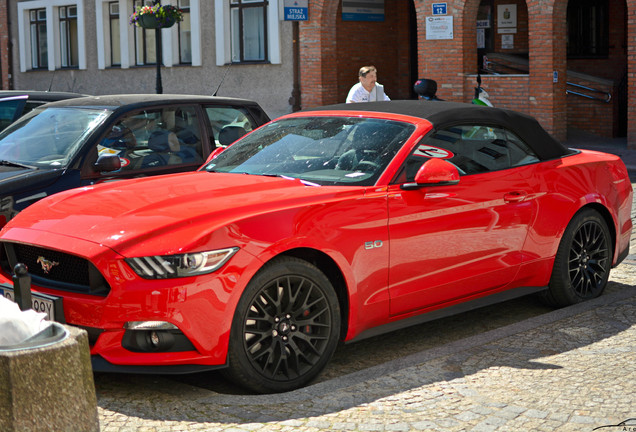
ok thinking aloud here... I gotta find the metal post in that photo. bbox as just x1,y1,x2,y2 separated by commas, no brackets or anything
12,263,31,311
154,0,163,94
155,27,163,94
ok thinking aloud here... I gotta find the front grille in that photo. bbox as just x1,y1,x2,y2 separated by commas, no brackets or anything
1,242,110,296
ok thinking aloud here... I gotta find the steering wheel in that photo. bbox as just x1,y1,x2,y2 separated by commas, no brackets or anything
354,160,379,171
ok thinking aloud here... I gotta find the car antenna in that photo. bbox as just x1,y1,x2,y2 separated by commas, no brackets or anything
47,71,56,92
213,63,232,96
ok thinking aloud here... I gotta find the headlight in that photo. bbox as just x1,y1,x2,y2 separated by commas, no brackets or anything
125,247,239,279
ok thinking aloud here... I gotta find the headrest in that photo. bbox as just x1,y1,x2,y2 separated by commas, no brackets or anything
148,130,171,152
218,125,247,146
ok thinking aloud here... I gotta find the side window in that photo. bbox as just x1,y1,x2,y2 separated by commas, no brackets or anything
204,106,255,148
401,124,539,182
97,107,204,172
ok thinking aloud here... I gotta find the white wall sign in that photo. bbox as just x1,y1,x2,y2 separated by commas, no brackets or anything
426,16,454,40
497,4,517,28
477,28,485,49
502,34,514,49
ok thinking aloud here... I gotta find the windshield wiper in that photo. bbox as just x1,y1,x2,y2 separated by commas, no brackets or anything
0,160,36,169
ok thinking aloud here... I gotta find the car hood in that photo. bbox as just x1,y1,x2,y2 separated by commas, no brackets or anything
5,171,363,254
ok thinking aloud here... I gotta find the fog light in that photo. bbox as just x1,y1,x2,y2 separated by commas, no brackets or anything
149,331,161,348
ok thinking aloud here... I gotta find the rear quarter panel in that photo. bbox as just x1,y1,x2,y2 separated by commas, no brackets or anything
516,150,632,286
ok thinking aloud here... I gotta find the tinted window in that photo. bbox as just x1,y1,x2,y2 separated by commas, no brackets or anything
0,99,24,130
401,124,539,181
205,106,256,148
97,107,204,172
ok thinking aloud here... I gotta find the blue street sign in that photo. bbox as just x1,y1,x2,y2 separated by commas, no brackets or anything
284,0,308,21
432,3,447,15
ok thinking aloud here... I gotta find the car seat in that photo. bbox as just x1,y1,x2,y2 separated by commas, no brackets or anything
141,130,180,167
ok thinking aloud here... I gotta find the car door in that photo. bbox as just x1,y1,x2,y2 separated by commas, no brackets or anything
387,124,539,317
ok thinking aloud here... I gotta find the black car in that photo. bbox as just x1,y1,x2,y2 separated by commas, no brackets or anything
0,90,86,131
0,94,270,226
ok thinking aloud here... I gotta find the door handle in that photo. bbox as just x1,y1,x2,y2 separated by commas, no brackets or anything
504,191,527,203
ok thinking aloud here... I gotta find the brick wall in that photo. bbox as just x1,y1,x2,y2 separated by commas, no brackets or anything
566,75,617,137
300,0,636,147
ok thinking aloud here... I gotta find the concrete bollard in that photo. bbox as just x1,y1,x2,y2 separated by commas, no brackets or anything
0,324,99,432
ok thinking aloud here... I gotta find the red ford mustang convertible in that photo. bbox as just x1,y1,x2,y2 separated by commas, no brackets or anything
0,101,632,393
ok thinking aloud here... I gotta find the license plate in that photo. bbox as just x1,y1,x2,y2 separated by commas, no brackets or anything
0,285,62,322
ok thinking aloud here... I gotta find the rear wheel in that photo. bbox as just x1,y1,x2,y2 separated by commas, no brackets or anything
225,257,341,393
543,208,612,307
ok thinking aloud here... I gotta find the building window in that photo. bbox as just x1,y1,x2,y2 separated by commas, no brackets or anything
109,2,121,65
18,1,86,72
567,0,609,58
133,0,157,65
215,0,280,65
178,0,192,64
30,9,48,69
230,0,268,63
60,6,79,67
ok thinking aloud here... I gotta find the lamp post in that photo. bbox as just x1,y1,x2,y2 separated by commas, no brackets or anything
154,1,163,94
131,1,180,93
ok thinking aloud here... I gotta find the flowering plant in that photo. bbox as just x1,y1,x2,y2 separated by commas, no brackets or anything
129,4,183,28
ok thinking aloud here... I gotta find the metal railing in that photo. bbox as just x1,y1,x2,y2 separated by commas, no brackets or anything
482,59,613,104
566,82,612,103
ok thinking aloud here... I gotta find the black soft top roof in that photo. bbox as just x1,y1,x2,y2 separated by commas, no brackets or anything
306,100,570,160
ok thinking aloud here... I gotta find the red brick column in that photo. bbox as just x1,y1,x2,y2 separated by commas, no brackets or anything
414,0,477,102
299,0,339,108
527,0,568,141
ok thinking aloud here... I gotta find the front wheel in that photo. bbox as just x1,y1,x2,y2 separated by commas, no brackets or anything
225,257,341,393
543,208,612,307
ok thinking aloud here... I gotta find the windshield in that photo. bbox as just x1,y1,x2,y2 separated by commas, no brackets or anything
204,116,415,186
0,107,111,168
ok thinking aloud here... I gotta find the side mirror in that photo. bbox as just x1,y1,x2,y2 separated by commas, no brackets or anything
205,147,225,164
93,154,121,172
401,158,460,190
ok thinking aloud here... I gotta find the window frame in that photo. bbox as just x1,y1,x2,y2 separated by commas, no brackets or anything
94,0,201,69
215,0,281,65
59,5,79,68
18,0,87,72
567,0,609,59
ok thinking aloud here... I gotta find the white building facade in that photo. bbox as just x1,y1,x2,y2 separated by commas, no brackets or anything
11,0,295,118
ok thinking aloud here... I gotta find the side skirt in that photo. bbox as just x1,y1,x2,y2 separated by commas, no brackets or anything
347,285,548,344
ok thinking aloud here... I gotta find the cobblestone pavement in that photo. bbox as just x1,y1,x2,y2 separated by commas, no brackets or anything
96,181,636,432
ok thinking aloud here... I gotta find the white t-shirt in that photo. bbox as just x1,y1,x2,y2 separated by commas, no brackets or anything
346,83,390,103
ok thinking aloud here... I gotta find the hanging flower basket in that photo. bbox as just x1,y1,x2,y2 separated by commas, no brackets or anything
129,4,183,29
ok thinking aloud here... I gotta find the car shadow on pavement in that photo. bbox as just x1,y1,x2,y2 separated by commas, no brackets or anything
94,281,636,425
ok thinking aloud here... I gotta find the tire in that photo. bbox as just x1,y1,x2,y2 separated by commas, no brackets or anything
542,208,612,307
225,257,341,393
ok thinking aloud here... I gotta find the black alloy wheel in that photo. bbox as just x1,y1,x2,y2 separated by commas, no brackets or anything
544,208,611,307
226,257,341,393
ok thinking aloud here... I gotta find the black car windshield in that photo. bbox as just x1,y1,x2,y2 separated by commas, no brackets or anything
204,116,415,186
0,107,111,168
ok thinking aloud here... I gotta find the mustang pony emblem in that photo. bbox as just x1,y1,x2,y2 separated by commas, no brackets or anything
37,256,59,274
